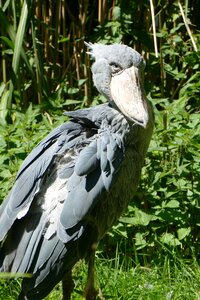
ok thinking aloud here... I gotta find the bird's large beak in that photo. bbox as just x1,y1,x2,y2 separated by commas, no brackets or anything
110,66,148,127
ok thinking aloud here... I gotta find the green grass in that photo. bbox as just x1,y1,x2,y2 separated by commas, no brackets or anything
1,251,200,300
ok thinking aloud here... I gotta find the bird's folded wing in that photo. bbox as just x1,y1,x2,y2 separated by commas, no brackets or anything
58,130,124,242
0,115,125,245
0,122,81,241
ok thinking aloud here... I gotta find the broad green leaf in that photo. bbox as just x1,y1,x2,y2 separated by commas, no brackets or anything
135,232,146,247
67,87,79,94
78,79,87,86
165,200,180,208
120,208,159,226
160,233,182,247
0,169,11,178
177,228,191,240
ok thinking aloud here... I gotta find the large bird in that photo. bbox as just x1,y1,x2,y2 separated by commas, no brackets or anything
0,43,153,300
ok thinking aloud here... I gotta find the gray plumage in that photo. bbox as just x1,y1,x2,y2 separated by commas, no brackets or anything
0,43,154,300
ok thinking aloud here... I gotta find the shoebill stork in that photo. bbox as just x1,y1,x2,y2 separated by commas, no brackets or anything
0,43,153,300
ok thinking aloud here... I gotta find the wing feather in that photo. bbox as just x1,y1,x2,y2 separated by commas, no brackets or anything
0,122,81,241
58,129,124,242
74,140,98,176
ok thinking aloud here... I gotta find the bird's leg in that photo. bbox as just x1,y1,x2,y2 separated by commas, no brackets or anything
17,291,28,300
62,269,74,300
84,244,98,300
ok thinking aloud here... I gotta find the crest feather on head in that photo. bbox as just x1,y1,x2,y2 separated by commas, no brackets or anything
84,42,145,69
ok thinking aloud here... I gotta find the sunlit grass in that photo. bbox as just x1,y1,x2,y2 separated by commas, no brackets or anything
2,250,200,300
46,252,200,300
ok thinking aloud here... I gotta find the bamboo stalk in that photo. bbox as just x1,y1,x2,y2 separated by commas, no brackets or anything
178,0,198,52
0,0,7,83
54,0,61,79
61,0,67,73
78,0,90,105
2,51,6,83
31,21,43,104
150,0,158,58
159,10,165,99
98,0,106,24
11,0,17,32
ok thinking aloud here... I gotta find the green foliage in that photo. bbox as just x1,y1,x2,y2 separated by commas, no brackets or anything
0,104,67,203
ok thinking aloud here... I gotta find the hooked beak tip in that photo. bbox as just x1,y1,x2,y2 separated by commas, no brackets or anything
132,116,148,128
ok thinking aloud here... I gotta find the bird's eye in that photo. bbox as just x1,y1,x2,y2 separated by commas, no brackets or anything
110,63,122,75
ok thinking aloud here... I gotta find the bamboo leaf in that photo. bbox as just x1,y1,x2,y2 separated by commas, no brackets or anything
31,21,49,102
0,8,33,73
12,0,28,74
0,89,9,124
0,36,14,50
0,4,35,110
2,0,11,12
0,7,15,40
8,0,30,107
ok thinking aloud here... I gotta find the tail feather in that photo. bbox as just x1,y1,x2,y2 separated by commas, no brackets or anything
0,213,45,274
21,240,77,300
0,213,80,299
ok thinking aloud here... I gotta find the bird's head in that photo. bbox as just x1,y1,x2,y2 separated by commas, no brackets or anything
85,42,148,128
